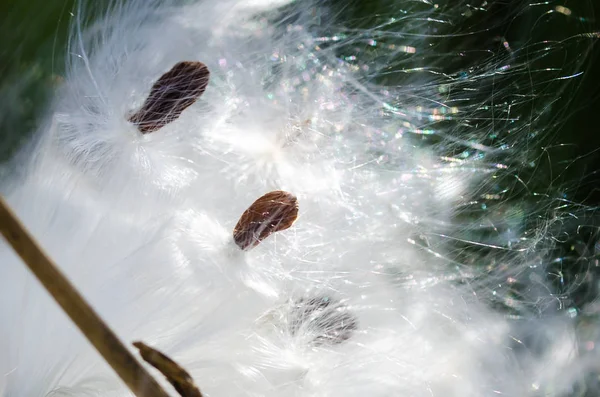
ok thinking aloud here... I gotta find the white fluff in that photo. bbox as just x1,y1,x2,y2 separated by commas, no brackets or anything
0,0,597,396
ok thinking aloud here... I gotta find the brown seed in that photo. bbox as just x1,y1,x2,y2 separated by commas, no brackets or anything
133,341,203,397
129,61,210,133
233,190,299,250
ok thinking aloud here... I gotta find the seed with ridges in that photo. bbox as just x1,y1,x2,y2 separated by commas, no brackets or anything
233,190,299,250
129,61,210,133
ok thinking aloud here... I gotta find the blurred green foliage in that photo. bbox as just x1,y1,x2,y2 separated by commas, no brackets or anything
0,0,75,161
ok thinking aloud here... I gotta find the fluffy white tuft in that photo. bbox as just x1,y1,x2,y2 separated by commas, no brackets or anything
0,0,598,396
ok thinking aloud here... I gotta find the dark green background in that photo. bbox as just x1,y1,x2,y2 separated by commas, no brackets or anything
0,0,74,160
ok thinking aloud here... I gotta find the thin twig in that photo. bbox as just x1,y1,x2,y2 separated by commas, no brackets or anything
0,196,171,397
134,342,203,397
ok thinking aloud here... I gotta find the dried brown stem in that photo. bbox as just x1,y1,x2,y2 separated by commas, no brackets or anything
133,342,203,397
0,196,170,397
233,190,299,250
129,61,210,133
